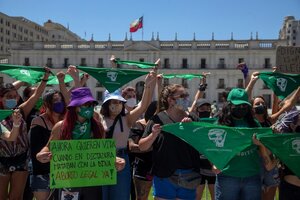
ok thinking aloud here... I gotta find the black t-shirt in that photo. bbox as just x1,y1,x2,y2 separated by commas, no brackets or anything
142,111,201,178
29,117,51,175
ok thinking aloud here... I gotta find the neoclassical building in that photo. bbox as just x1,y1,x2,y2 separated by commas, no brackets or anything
1,14,299,107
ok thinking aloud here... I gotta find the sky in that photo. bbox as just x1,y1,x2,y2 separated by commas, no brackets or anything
1,0,300,41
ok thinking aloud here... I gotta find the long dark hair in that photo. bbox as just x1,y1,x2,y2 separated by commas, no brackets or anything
251,95,271,126
100,100,126,118
61,107,105,140
218,102,259,127
157,84,183,112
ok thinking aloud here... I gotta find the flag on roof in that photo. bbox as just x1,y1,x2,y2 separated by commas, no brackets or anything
130,17,143,33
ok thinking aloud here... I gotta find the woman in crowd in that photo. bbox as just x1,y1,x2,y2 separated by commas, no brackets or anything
100,70,156,200
128,100,157,200
0,109,22,141
215,88,262,200
29,89,66,200
37,87,124,200
0,69,50,200
139,84,201,200
272,110,300,199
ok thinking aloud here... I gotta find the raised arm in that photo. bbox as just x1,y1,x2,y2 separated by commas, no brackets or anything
57,71,70,105
189,72,209,113
126,71,157,127
18,68,51,119
245,71,259,100
66,65,81,92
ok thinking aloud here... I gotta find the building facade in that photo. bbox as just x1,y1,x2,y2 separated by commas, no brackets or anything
1,13,299,107
279,16,300,46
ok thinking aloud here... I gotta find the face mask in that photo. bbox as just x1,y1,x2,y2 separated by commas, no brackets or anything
198,111,211,118
231,106,248,119
175,98,189,111
34,98,43,110
5,99,17,109
126,98,137,108
78,106,94,119
109,104,123,115
254,105,266,115
53,101,65,114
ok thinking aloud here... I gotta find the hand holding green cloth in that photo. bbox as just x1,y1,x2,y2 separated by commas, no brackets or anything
77,66,148,92
162,122,272,170
114,60,157,69
47,73,84,85
258,72,300,100
257,132,300,178
0,64,46,84
163,74,203,80
0,110,13,121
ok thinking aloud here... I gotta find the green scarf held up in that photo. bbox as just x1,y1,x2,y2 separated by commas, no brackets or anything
0,110,13,121
114,59,157,69
47,73,84,85
162,122,271,170
0,64,46,84
258,72,300,100
257,132,300,178
163,74,203,80
77,66,148,92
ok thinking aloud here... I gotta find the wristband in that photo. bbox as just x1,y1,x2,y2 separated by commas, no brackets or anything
13,123,20,128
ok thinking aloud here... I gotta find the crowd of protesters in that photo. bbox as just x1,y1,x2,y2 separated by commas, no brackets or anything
0,58,299,200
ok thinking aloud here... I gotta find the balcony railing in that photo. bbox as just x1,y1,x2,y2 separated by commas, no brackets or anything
217,84,225,89
217,64,226,69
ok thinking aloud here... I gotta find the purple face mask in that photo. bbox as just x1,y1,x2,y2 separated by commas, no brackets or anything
53,101,65,114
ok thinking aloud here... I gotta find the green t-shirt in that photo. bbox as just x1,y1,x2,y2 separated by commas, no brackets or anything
0,123,8,137
221,119,261,177
72,120,92,140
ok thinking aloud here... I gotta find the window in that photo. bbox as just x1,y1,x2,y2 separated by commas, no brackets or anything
264,58,271,68
47,58,53,67
182,58,188,68
237,79,244,88
80,58,86,66
182,79,188,88
218,93,224,103
97,58,104,67
139,58,144,62
64,58,69,68
218,58,226,68
164,58,170,68
218,79,225,89
200,59,206,68
238,58,244,64
163,79,169,87
24,58,30,66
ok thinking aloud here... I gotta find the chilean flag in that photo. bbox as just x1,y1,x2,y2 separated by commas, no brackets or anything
130,17,143,33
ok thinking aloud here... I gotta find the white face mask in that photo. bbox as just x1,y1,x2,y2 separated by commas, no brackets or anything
126,98,137,108
109,104,123,115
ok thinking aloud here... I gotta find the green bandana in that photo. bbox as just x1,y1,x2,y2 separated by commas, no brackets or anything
47,73,84,85
114,59,156,69
77,66,148,92
0,64,46,84
72,120,92,140
163,74,203,80
257,132,300,178
162,122,271,170
258,72,300,100
0,110,13,121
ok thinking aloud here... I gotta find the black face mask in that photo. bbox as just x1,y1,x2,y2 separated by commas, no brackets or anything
198,111,211,118
231,106,249,119
254,105,266,115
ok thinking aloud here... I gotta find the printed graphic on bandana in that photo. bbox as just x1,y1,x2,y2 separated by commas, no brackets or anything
258,72,300,100
258,133,300,178
77,66,148,92
162,122,271,170
0,64,46,84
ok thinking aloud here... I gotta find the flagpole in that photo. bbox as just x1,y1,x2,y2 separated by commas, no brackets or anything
142,15,144,41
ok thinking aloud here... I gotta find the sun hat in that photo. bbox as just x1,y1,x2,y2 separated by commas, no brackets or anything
196,99,211,108
227,88,251,106
102,89,126,105
68,87,98,107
